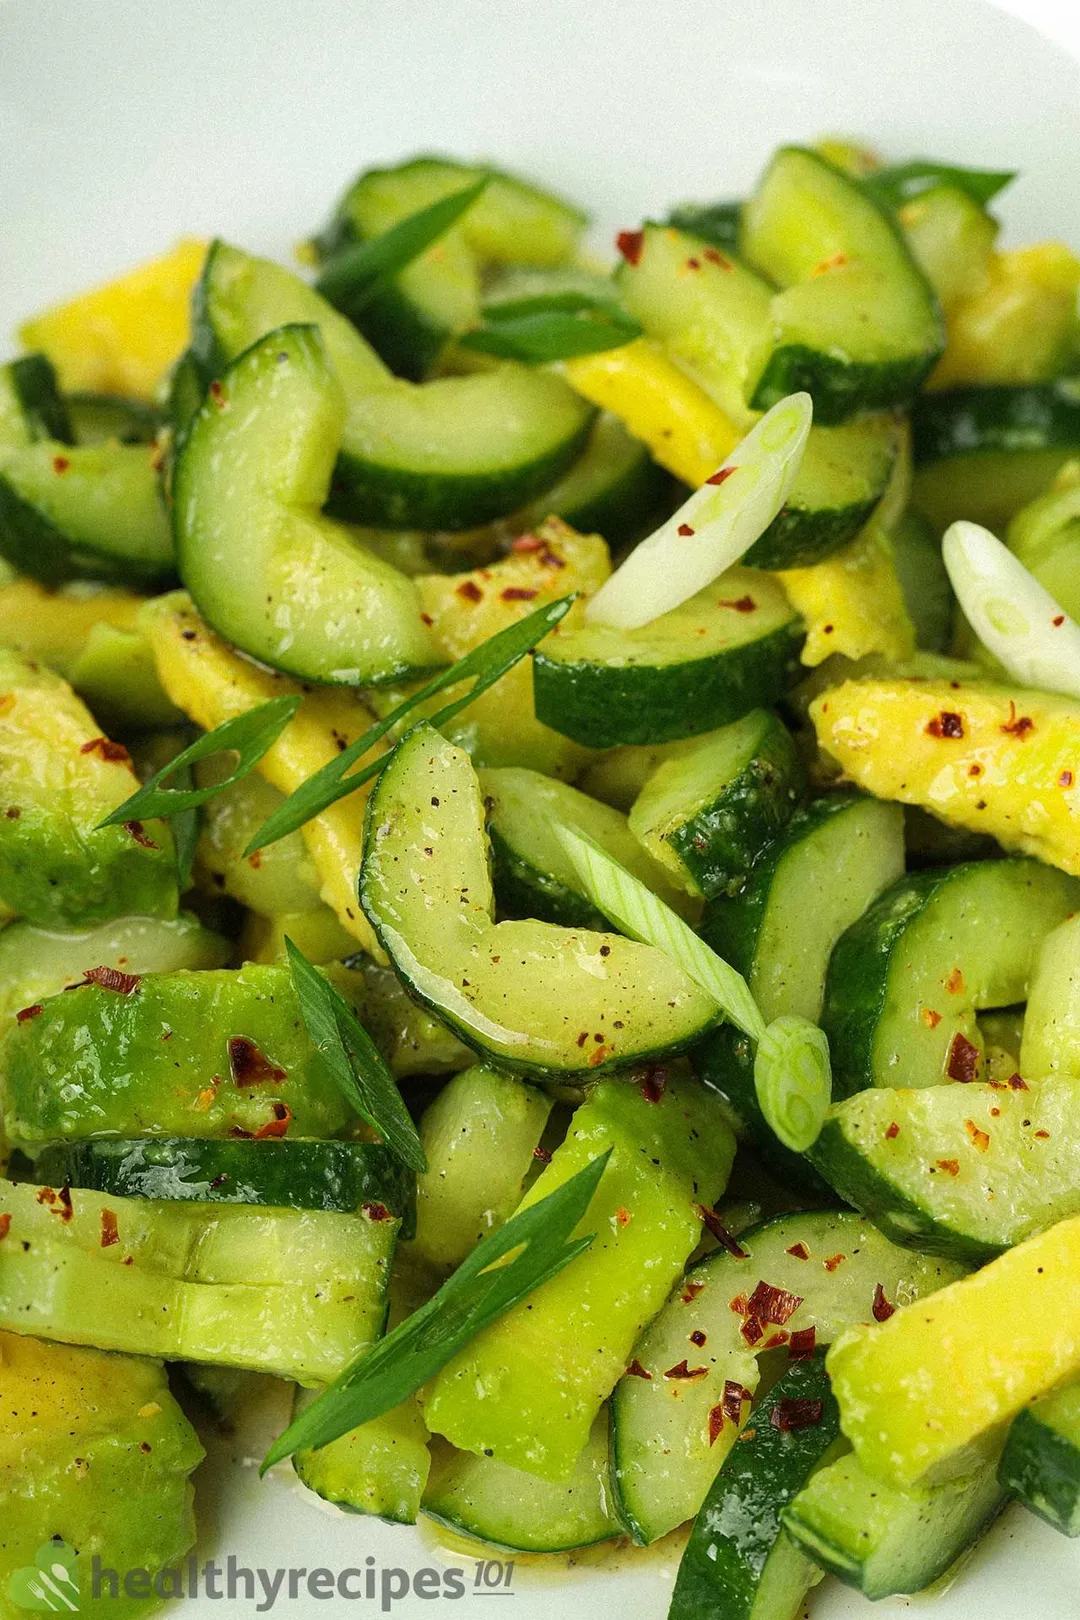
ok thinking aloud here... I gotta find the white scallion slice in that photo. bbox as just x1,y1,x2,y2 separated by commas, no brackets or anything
553,823,765,1041
753,1014,832,1153
943,519,1080,700
583,392,813,631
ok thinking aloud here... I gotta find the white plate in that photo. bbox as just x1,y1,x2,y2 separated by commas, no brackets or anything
1,0,1079,1614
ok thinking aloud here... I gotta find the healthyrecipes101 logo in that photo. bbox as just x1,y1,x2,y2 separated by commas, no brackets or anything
9,1543,517,1612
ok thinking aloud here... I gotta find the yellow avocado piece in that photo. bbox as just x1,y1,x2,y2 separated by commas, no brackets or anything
812,675,1080,876
144,591,385,957
930,242,1080,389
828,1213,1080,1487
779,525,915,666
0,579,142,671
19,238,208,400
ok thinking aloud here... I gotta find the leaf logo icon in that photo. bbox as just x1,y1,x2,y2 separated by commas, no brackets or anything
7,1539,81,1612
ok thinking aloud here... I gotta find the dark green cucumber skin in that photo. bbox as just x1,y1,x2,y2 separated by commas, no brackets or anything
560,455,677,560
1000,1406,1080,1536
751,345,938,426
31,1138,416,1234
324,411,594,533
819,868,943,1103
670,1352,840,1620
532,623,804,749
742,492,883,569
805,1115,998,1264
701,793,868,979
9,354,74,444
668,717,806,900
912,380,1080,465
0,476,93,586
665,201,742,251
487,825,607,931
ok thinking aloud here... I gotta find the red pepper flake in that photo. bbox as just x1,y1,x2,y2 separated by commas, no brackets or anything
209,379,226,408
615,1207,632,1228
576,1030,589,1048
625,1358,652,1379
718,595,757,613
16,1003,42,1023
52,454,70,474
947,1032,979,1084
763,1331,790,1349
689,1328,707,1347
706,465,737,487
100,1209,120,1248
664,1359,708,1381
885,1121,900,1140
786,1242,811,1260
639,1064,668,1104
737,1427,757,1443
789,1326,817,1361
677,523,695,537
703,248,732,271
729,1292,750,1317
36,1184,73,1222
420,612,434,627
83,964,141,995
228,1036,286,1087
362,1201,394,1222
810,252,849,276
1060,770,1074,788
708,1404,725,1445
456,579,483,603
1000,702,1035,739
697,1205,749,1258
1008,1073,1029,1091
501,587,538,602
511,533,543,553
80,736,131,763
772,1397,824,1431
945,967,965,995
746,1280,803,1325
1053,614,1066,627
921,1008,942,1029
723,1380,752,1424
682,1279,705,1305
926,711,965,740
124,820,159,849
0,1213,10,1242
935,1158,961,1177
587,1043,611,1067
965,1118,990,1153
616,229,645,266
1034,1129,1051,1141
871,1282,895,1322
685,257,701,271
740,1315,764,1347
823,1254,846,1273
533,1145,553,1162
254,1102,292,1139
538,546,566,570
968,763,983,778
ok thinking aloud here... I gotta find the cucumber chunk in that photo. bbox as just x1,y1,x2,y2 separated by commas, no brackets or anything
810,1070,1080,1262
423,1072,735,1482
890,508,953,650
1000,1379,1080,1536
1007,465,1080,622
31,1137,415,1225
67,391,161,445
0,1180,397,1385
422,1414,622,1552
411,1065,553,1271
670,1352,842,1620
359,723,722,1075
741,147,943,422
698,794,903,1179
821,858,1080,1098
345,957,473,1078
893,183,999,315
175,323,443,685
525,409,675,553
480,765,689,928
293,1390,432,1525
0,911,227,1034
1022,912,1080,1082
189,242,594,530
195,755,325,918
912,380,1080,532
0,353,72,449
628,708,805,899
0,1331,203,1618
2,962,360,1147
785,1449,1006,1595
826,1214,1080,1489
0,647,177,928
610,1209,961,1544
532,566,803,748
314,155,586,379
